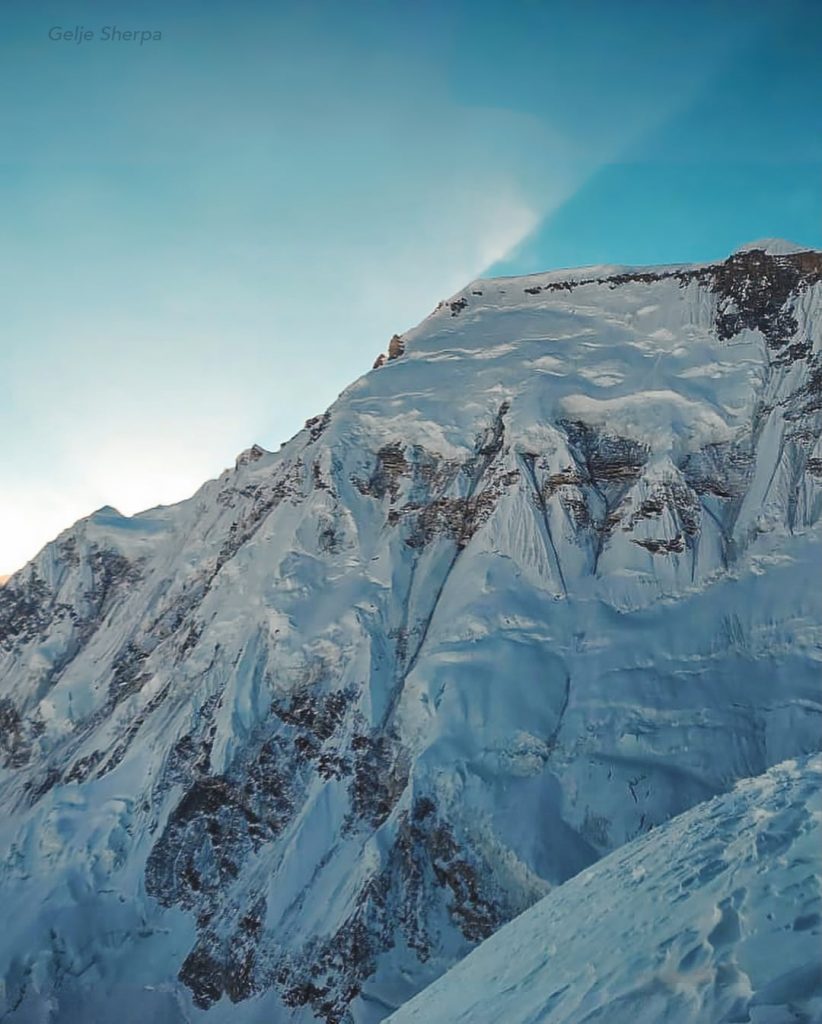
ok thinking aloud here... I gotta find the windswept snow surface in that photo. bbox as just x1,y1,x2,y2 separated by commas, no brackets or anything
0,243,820,1022
387,754,822,1024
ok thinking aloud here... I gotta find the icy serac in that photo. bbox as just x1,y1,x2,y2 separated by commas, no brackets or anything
0,243,820,1023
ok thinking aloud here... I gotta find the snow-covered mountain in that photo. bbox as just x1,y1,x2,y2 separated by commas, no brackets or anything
387,753,822,1024
0,242,820,1023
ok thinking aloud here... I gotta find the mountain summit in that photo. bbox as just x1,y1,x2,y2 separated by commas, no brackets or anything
734,237,815,256
1,243,820,1022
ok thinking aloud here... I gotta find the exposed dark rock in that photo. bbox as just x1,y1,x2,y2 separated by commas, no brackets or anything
0,572,71,652
318,519,341,552
109,641,151,704
377,448,465,531
178,618,205,659
785,353,822,421
544,467,586,490
305,411,331,443
82,547,142,625
0,697,21,740
272,685,355,743
475,401,509,459
161,696,222,791
142,575,212,654
354,443,409,503
390,404,514,550
625,479,701,537
404,485,508,550
215,462,304,572
65,750,104,784
96,681,171,778
354,430,515,549
154,681,375,1014
633,536,686,555
276,875,392,1024
772,338,812,367
554,422,650,568
388,625,410,664
559,420,649,489
146,777,275,913
0,697,25,767
312,459,331,491
708,248,822,349
347,730,410,829
143,649,509,1021
178,942,225,1009
24,766,62,803
235,444,267,469
387,334,406,360
424,818,501,943
150,683,363,1006
680,441,755,498
541,465,591,528
178,894,268,1008
57,536,81,567
277,797,504,1024
0,540,138,674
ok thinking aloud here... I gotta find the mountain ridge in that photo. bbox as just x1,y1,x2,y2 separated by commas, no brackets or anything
387,753,822,1024
4,237,817,572
0,241,820,1022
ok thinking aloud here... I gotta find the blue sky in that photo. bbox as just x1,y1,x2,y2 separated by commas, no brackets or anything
1,0,820,573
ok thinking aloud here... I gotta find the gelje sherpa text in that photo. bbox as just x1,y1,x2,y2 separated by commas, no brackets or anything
48,26,162,45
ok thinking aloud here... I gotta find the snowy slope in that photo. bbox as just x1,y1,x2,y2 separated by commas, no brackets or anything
0,242,820,1023
387,753,822,1024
